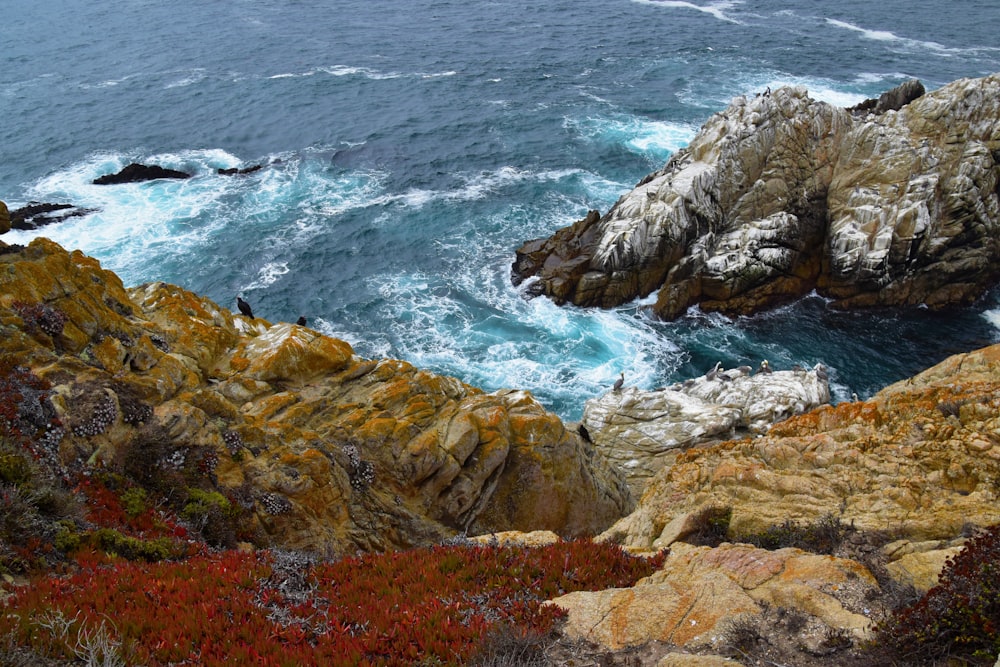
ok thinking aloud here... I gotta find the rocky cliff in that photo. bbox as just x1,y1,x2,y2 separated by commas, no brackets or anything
0,237,631,554
512,74,1000,320
600,343,1000,551
544,344,1000,663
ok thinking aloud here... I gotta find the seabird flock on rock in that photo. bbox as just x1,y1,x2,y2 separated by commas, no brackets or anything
236,296,310,327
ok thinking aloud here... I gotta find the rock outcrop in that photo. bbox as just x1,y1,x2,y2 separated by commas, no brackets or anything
582,365,830,494
0,237,631,554
93,163,191,185
5,202,96,231
512,74,1000,319
599,343,1000,551
549,541,878,651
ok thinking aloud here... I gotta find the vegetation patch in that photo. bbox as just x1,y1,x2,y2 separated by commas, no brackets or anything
0,541,665,666
873,523,1000,665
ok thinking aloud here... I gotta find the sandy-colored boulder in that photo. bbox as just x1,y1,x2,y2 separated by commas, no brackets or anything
550,542,877,651
468,530,561,547
0,201,9,234
885,545,963,593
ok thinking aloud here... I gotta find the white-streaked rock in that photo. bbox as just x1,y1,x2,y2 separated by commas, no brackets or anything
582,366,830,494
513,74,1000,320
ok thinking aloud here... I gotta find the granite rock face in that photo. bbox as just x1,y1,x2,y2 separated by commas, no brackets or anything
549,541,878,651
582,365,830,495
0,238,631,554
598,344,1000,551
513,74,1000,319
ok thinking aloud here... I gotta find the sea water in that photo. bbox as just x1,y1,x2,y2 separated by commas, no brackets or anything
3,0,1000,419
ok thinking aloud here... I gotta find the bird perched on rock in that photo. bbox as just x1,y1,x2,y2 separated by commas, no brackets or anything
296,316,307,326
814,363,829,383
705,361,722,381
236,297,254,320
757,359,772,374
613,372,625,392
736,365,752,376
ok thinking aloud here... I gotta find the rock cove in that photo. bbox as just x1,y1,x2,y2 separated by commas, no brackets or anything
2,73,1000,665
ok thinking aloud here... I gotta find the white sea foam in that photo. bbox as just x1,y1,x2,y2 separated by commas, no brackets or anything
631,0,744,24
566,114,698,160
7,149,387,286
245,262,290,290
825,18,956,55
983,309,1000,340
268,66,454,81
164,69,207,89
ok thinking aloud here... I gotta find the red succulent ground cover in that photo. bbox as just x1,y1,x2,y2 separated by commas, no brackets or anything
1,540,665,665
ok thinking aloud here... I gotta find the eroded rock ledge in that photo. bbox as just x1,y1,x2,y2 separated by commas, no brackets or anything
512,74,1000,319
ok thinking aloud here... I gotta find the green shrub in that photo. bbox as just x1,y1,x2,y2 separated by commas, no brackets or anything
88,528,176,562
736,514,848,554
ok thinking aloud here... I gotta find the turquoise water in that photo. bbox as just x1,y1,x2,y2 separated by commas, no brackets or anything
3,0,1000,419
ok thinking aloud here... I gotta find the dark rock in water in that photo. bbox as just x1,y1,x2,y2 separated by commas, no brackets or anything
93,163,191,185
847,78,925,116
9,202,97,231
218,164,263,176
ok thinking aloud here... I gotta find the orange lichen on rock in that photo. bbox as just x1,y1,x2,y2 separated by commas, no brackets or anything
0,237,631,554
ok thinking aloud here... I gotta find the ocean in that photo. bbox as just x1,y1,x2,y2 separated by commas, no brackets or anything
3,0,1000,420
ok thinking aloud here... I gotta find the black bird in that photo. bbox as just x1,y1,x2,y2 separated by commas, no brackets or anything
296,316,307,326
612,372,625,392
236,297,254,320
577,423,592,443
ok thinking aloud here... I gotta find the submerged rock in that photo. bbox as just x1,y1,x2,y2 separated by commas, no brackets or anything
513,73,1000,319
582,364,830,495
6,201,96,231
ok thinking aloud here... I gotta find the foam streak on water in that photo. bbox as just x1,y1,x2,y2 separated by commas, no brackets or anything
3,0,1000,420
